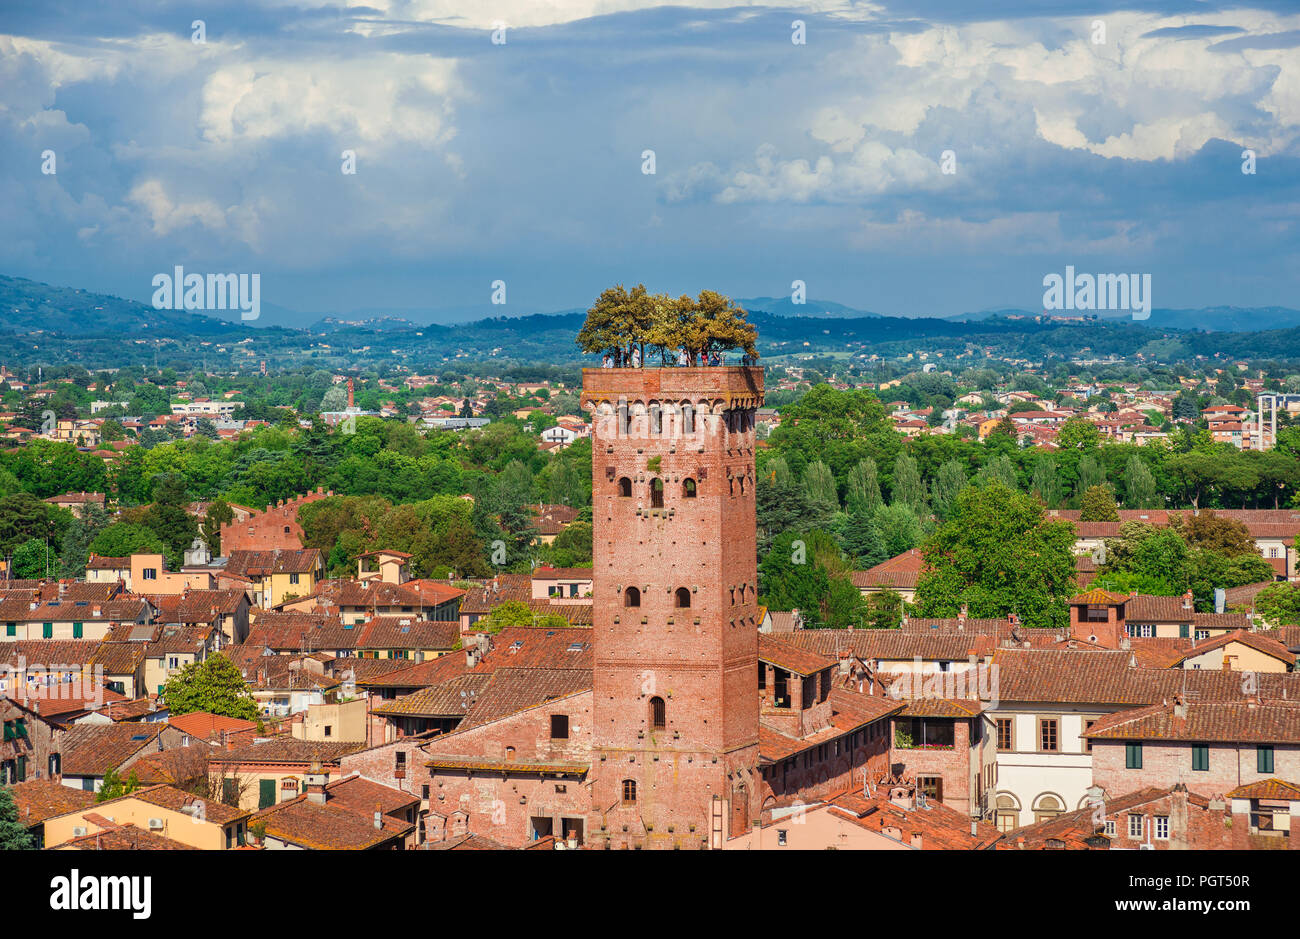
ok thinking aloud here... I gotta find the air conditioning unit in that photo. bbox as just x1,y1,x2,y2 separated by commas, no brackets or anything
147,818,164,830
1138,843,1154,850
72,826,87,837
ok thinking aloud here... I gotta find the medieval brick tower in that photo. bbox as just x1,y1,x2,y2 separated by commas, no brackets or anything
582,365,764,849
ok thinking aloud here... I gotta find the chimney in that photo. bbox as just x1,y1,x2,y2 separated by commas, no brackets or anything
476,633,490,655
466,647,479,668
838,651,850,676
1173,694,1187,720
1170,783,1189,850
347,378,354,410
304,758,328,804
958,602,968,627
374,803,383,830
1182,590,1193,610
910,832,923,849
967,651,977,667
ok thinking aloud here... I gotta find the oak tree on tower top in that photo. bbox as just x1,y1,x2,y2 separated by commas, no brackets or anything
576,284,758,364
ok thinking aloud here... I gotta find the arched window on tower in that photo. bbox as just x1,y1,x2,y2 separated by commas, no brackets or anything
618,477,632,497
650,696,666,731
650,478,664,508
675,587,691,609
622,779,638,806
624,586,641,607
682,478,696,498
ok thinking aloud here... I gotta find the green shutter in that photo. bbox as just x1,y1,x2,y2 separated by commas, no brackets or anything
1126,742,1143,769
1178,624,1189,639
1192,744,1209,771
42,622,53,639
4,622,14,637
73,621,83,639
1258,745,1274,774
15,756,25,782
258,778,276,809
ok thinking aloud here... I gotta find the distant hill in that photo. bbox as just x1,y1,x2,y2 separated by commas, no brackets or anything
738,296,879,318
1146,306,1300,332
3,272,1300,370
0,275,240,337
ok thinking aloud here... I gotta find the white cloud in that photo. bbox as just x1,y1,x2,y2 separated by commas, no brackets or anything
200,56,460,147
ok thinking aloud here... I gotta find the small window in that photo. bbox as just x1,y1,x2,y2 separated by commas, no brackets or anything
675,587,691,609
289,573,300,585
682,478,696,498
143,569,157,580
650,696,666,730
1258,745,1274,774
324,725,333,738
284,526,291,534
650,478,664,509
1128,814,1144,838
621,779,637,806
1039,719,1058,752
1153,815,1169,840
1126,742,1143,769
777,829,788,846
551,714,569,740
917,775,943,802
618,477,632,497
624,586,641,608
1191,744,1209,772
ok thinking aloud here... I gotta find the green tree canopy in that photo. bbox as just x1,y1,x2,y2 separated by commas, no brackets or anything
1079,484,1120,522
160,653,260,720
0,786,34,849
913,482,1077,628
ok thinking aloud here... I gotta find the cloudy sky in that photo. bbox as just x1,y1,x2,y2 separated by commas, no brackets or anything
4,1,1299,325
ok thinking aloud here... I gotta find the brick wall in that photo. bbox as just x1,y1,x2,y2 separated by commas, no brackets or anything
220,488,332,553
1093,739,1300,799
582,367,764,848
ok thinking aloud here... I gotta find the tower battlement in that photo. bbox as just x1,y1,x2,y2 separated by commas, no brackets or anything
580,366,763,411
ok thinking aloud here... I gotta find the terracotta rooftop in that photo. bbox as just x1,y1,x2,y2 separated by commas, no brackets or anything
208,738,366,766
60,722,167,777
826,782,1001,849
1084,698,1300,744
848,549,925,591
58,823,196,851
759,633,836,676
168,710,260,741
7,778,95,827
1002,787,1211,850
1225,778,1300,801
225,548,321,577
1171,628,1295,666
252,794,412,849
